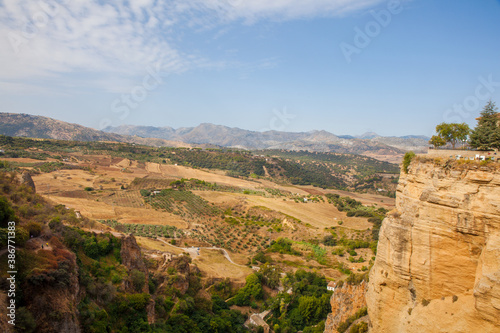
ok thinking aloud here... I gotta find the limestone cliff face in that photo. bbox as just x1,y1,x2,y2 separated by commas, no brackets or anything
367,157,500,332
324,281,367,333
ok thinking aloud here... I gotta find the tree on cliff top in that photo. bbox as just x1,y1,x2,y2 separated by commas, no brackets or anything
435,122,470,149
469,101,500,150
429,135,446,149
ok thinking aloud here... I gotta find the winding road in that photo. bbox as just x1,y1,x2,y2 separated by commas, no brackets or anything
155,238,247,267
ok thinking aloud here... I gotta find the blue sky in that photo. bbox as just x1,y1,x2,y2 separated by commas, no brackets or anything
1,0,499,136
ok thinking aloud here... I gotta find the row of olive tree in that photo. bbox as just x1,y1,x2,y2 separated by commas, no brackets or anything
430,101,499,150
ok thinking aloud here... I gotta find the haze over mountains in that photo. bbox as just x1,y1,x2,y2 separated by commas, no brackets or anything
103,124,428,162
0,113,192,148
0,113,429,162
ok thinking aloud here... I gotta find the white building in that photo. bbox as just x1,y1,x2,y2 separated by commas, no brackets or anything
327,281,337,291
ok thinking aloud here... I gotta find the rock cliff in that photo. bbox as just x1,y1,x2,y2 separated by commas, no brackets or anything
21,171,36,193
324,281,367,333
120,235,156,323
367,157,500,332
24,245,81,333
121,235,150,294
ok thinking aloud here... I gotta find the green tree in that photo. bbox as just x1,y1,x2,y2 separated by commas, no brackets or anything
260,263,282,289
429,135,446,149
470,101,500,150
15,227,29,246
0,195,16,228
131,269,146,292
435,123,470,149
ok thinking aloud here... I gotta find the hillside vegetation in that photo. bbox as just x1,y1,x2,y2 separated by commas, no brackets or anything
0,135,398,193
0,133,396,332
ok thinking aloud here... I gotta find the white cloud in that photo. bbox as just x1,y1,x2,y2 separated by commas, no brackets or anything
0,0,386,94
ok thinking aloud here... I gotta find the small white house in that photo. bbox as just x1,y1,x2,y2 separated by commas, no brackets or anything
327,281,337,291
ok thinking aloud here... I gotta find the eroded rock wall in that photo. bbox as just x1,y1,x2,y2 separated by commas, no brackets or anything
367,158,500,332
324,281,367,333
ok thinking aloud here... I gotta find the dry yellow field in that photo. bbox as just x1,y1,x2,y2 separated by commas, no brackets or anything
1,157,59,163
145,162,265,189
136,237,185,255
33,169,99,192
193,191,373,231
193,249,253,282
42,195,188,228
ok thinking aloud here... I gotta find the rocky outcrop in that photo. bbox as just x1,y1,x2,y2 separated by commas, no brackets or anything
367,157,500,332
120,235,156,323
21,171,36,193
324,281,367,333
25,247,81,333
121,235,149,294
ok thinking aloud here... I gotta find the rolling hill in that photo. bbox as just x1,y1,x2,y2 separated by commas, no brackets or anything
0,112,428,162
0,113,193,148
104,123,429,161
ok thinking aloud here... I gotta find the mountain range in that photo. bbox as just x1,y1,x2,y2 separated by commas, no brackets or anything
0,113,429,162
103,123,429,162
0,113,194,148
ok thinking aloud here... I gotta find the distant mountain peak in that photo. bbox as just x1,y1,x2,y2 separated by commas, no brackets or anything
358,132,380,139
0,113,430,160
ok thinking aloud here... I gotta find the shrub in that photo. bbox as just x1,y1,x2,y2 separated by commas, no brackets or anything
346,273,368,285
16,307,37,332
253,252,271,264
140,189,151,197
0,195,16,227
15,226,29,246
402,152,415,174
322,235,337,246
335,262,351,275
337,307,367,333
84,187,94,191
349,321,368,333
131,269,146,292
268,237,300,255
332,247,345,256
26,221,43,237
421,298,430,306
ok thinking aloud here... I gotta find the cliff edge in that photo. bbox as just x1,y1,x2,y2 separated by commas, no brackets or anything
367,157,500,332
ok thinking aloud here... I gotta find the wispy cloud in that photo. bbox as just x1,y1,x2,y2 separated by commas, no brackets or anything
0,0,385,94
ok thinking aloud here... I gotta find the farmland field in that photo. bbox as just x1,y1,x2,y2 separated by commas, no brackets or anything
2,137,397,286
